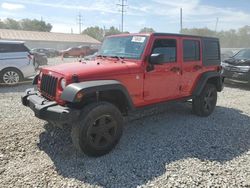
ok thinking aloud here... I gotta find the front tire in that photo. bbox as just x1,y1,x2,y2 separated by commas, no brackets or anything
71,102,123,157
192,84,217,117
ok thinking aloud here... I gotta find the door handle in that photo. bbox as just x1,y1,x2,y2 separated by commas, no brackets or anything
193,65,202,71
170,67,181,73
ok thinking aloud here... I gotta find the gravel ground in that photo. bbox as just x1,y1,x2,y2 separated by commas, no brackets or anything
0,83,250,188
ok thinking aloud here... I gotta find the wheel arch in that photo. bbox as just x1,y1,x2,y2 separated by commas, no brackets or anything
61,80,135,114
193,71,224,96
0,67,24,80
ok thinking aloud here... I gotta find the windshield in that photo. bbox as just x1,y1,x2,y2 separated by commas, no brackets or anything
99,36,148,59
233,49,250,59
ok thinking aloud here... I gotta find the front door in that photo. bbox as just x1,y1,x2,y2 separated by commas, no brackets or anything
144,37,182,102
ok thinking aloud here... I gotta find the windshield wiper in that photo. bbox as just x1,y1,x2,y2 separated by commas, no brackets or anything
110,56,125,60
96,55,107,58
110,56,126,63
97,55,125,62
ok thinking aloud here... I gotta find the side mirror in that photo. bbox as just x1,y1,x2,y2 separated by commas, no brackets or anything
149,53,165,65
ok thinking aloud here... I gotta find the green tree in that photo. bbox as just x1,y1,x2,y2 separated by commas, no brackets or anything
139,27,155,33
105,26,121,36
180,27,250,48
0,18,52,32
4,18,21,30
83,26,125,41
237,26,250,48
0,19,5,29
181,27,216,37
82,26,104,42
20,19,52,32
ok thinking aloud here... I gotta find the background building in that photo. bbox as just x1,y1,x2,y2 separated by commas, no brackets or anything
0,29,101,50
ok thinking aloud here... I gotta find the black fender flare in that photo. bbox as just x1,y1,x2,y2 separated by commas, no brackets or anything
61,80,134,110
32,74,39,85
193,72,224,96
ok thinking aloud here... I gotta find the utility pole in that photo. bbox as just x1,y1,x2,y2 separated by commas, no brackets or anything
180,8,183,33
77,13,83,34
117,0,127,32
103,26,106,37
215,17,219,32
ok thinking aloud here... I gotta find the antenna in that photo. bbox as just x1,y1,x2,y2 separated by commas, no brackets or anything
117,0,128,32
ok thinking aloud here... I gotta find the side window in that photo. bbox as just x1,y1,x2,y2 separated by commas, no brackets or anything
152,39,177,63
0,44,12,53
0,43,29,53
0,44,5,53
13,44,29,52
204,40,220,60
183,40,200,61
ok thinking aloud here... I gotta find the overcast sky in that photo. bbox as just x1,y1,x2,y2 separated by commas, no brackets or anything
0,0,250,34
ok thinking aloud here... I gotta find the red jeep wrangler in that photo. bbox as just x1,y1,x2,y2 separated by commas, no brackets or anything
22,33,224,157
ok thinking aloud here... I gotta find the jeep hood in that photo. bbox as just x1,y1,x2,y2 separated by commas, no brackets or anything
41,60,133,80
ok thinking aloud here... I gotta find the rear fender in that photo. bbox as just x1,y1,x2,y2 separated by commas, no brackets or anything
193,72,224,96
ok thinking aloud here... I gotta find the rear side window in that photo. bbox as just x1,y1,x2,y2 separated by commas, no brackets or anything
202,39,220,66
204,41,220,60
152,39,177,63
183,40,200,61
0,43,29,53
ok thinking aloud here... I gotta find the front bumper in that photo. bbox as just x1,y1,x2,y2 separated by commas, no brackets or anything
21,88,80,122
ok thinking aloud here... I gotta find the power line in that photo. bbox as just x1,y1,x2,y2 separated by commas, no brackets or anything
77,13,84,34
117,0,128,32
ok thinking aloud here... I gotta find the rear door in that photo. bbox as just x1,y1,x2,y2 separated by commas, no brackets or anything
143,36,182,102
181,38,202,96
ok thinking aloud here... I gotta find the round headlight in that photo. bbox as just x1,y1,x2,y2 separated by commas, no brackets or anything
61,78,66,89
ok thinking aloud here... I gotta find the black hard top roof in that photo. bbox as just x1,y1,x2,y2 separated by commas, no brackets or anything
152,33,219,40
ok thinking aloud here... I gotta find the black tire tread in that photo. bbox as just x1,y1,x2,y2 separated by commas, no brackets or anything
192,83,217,117
71,102,123,157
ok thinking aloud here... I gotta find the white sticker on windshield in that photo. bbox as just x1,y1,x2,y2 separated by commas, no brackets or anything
131,36,146,43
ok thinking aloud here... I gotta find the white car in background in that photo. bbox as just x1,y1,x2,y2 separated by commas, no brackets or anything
0,40,36,85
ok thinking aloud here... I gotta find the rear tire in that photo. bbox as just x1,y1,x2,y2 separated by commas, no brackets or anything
192,84,217,117
0,68,23,85
71,102,123,157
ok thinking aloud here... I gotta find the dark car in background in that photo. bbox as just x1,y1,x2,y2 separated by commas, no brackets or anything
222,49,250,86
60,45,99,58
31,48,59,58
31,52,48,69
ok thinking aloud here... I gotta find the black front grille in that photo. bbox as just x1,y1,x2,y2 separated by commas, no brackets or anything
40,74,58,98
